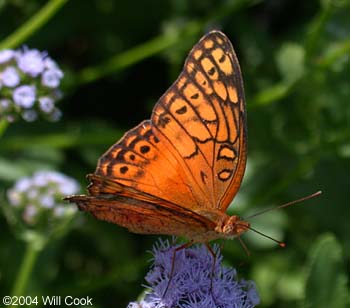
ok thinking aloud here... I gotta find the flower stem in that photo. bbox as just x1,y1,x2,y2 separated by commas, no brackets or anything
0,118,9,138
0,0,69,50
11,234,45,299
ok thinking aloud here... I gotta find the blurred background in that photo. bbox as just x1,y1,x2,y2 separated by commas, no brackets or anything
0,0,349,307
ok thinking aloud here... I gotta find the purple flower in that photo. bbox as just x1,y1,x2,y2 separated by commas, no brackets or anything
1,66,20,87
41,68,63,88
0,50,15,63
129,239,260,308
17,48,46,77
13,85,36,108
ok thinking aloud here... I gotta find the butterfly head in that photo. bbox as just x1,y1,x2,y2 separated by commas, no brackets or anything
222,215,250,239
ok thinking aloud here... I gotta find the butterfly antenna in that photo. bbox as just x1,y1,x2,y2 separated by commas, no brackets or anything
246,225,286,247
243,190,322,220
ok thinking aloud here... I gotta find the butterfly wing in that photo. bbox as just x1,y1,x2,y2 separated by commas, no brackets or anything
75,31,246,222
151,31,247,211
68,182,216,238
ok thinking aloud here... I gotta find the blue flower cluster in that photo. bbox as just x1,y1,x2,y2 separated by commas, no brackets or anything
128,239,260,308
0,47,63,122
7,170,79,226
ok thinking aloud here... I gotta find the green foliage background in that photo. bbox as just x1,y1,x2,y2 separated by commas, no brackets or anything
0,0,349,307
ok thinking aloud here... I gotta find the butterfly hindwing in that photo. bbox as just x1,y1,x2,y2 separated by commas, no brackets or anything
95,120,205,208
68,191,216,238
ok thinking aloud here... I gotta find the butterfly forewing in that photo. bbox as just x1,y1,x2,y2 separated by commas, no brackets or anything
152,31,247,211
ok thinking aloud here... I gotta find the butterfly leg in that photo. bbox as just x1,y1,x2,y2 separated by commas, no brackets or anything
238,236,251,257
205,242,217,293
205,242,222,306
162,240,194,299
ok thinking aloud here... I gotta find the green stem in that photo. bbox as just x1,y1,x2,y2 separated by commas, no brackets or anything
0,0,69,50
77,23,201,86
76,0,256,86
0,118,9,138
305,1,334,59
11,234,45,298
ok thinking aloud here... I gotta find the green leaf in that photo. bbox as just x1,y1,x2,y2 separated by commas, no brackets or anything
0,153,60,182
0,118,9,138
276,43,305,84
301,233,349,308
0,158,28,181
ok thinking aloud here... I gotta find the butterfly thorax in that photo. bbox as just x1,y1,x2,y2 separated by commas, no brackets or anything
189,209,250,242
186,215,249,242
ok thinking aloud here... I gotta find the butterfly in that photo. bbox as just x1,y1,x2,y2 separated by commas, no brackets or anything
66,30,250,243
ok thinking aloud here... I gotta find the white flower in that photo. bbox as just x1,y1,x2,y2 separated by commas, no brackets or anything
0,50,15,64
32,171,50,186
23,204,38,224
7,190,22,207
44,57,59,70
13,85,36,108
17,48,46,77
27,189,39,200
58,179,80,195
40,195,55,208
22,110,38,122
1,67,20,87
41,68,63,88
53,204,76,217
0,47,64,122
6,170,80,226
38,96,55,113
0,99,11,111
14,177,31,192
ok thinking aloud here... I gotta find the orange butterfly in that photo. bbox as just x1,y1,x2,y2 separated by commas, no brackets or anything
66,30,250,243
